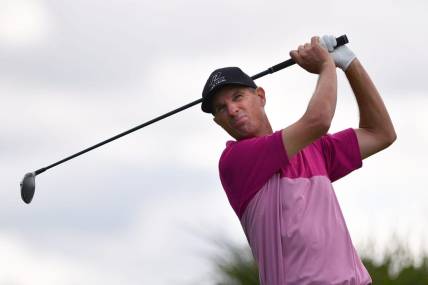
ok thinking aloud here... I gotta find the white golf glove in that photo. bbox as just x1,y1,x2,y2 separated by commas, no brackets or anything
320,35,356,71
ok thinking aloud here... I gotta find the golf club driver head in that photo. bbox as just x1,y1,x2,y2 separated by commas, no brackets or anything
20,172,36,204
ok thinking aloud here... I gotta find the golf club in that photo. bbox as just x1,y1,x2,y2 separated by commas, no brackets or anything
20,35,349,204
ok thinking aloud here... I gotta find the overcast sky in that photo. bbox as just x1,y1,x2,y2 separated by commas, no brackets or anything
1,0,427,284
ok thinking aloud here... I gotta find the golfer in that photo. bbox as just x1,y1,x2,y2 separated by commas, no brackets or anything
201,35,396,285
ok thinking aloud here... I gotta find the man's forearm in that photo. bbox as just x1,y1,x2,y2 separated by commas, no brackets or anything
304,63,337,129
346,59,396,141
282,37,339,159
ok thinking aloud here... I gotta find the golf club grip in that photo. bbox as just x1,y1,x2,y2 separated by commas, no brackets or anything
251,34,349,80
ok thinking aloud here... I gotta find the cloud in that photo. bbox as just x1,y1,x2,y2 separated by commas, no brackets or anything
1,176,240,284
0,233,108,284
1,0,426,94
0,0,52,47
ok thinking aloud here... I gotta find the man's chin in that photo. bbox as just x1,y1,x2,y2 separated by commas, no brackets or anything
226,125,256,140
233,130,255,141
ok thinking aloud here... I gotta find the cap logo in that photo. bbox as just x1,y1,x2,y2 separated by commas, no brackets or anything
209,72,226,91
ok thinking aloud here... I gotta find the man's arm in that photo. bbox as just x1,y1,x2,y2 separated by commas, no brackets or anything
282,36,337,159
346,59,396,159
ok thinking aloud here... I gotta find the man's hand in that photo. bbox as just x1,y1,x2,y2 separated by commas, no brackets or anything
320,35,356,71
290,36,335,74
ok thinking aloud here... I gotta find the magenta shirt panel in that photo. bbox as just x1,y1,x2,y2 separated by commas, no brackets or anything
219,128,362,219
219,131,289,218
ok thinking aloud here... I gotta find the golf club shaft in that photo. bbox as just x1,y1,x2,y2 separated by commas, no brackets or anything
34,98,203,175
34,34,349,176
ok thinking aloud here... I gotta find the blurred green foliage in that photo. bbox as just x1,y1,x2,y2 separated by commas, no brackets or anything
360,238,428,285
211,239,428,285
212,242,259,285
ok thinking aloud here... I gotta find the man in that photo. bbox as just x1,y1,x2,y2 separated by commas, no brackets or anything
201,35,396,285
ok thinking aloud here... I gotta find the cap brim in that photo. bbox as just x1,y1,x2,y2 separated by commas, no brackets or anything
201,82,256,113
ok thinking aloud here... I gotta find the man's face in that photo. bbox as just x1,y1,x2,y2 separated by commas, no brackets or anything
212,86,269,140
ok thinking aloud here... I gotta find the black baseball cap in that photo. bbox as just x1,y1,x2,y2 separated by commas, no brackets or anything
201,67,257,113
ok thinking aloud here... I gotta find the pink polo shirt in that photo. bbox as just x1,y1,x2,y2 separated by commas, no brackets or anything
219,128,372,285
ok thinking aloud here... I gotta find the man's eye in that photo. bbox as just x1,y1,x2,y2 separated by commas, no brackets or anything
216,106,226,113
233,94,242,100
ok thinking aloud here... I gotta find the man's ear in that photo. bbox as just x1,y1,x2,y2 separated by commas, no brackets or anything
256,87,266,106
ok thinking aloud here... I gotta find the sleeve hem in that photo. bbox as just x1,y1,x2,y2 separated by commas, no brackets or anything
275,130,290,167
349,128,363,170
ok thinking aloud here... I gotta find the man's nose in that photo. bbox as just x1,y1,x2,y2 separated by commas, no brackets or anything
227,103,239,116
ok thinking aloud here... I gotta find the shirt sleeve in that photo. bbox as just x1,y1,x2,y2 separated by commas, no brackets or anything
219,131,289,218
319,128,362,182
